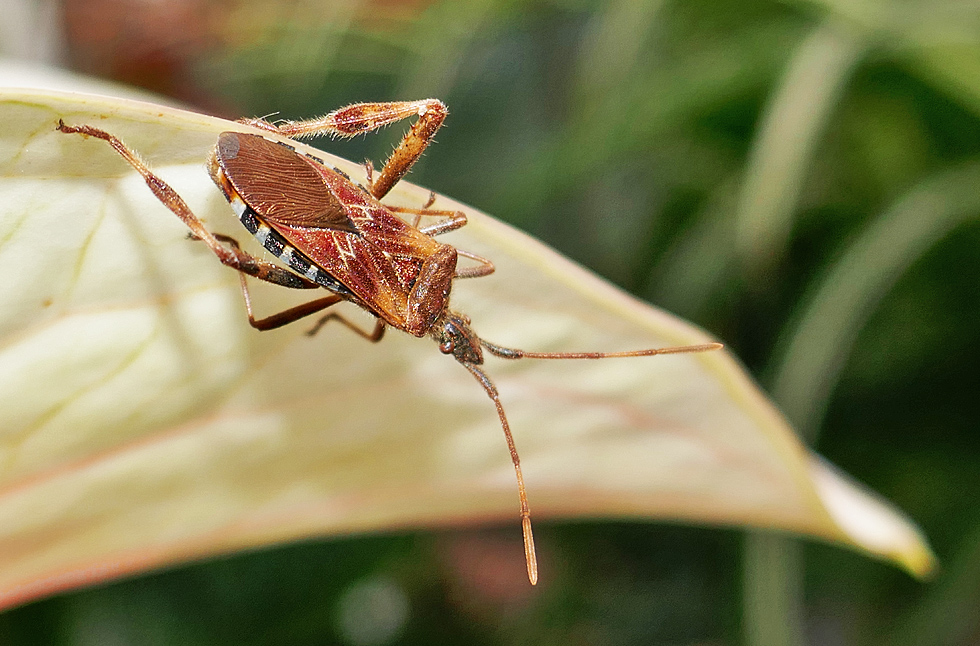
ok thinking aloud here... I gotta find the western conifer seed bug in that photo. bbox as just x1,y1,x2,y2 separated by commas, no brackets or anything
58,100,722,585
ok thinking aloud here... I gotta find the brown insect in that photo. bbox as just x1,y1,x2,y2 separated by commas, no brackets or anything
58,100,721,585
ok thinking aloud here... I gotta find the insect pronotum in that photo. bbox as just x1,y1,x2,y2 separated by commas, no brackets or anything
58,100,721,585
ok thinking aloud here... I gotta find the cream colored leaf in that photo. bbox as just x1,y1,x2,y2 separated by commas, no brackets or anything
0,85,934,609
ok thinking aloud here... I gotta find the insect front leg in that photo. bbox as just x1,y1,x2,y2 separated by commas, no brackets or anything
57,121,319,292
453,250,495,280
385,201,493,278
240,100,447,200
385,196,493,278
386,205,467,236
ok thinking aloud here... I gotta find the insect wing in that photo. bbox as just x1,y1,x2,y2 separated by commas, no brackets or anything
217,133,358,233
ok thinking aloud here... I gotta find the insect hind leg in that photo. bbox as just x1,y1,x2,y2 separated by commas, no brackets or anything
57,121,318,292
239,100,447,200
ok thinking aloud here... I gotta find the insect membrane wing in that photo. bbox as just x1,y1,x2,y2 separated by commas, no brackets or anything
216,133,357,233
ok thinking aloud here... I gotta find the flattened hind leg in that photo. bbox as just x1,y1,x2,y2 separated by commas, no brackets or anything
238,100,447,200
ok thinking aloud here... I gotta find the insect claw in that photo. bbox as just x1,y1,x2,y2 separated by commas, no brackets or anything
56,120,84,136
237,117,282,134
363,160,375,189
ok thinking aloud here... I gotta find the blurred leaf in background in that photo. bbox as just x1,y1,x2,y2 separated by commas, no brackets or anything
1,0,980,644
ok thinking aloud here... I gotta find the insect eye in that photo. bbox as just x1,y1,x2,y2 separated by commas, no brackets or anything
439,339,454,354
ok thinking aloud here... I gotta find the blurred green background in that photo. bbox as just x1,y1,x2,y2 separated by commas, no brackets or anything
2,0,980,643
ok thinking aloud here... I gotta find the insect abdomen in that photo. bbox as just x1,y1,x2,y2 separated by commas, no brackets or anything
230,195,354,297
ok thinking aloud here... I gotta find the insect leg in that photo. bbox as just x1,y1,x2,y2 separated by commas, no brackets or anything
206,233,340,331
386,206,467,236
460,361,538,586
210,232,384,338
383,196,493,278
233,264,385,338
305,314,386,341
213,231,386,337
454,250,495,280
241,100,447,200
57,121,319,292
243,289,346,331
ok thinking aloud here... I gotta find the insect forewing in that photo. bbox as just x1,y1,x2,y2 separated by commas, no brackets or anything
217,133,359,232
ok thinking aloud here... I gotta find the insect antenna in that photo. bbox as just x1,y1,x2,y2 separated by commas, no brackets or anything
480,340,724,360
460,361,539,586
458,338,721,585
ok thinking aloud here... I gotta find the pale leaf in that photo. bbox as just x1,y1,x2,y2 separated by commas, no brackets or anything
0,84,934,609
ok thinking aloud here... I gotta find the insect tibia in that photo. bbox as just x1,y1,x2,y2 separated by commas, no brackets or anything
480,340,723,361
328,100,447,137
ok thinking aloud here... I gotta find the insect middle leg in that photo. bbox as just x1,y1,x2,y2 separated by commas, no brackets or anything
57,121,320,292
239,100,447,200
211,234,386,341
